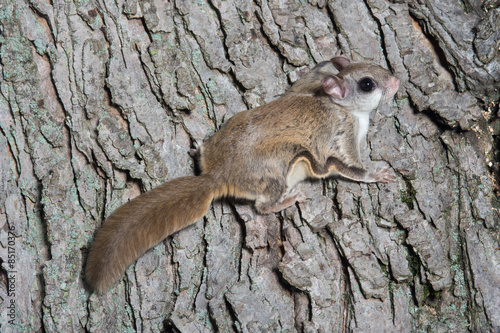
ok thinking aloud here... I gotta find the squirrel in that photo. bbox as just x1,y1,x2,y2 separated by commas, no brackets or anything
85,56,400,293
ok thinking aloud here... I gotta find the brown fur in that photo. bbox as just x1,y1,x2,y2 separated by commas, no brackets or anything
86,175,216,293
85,57,399,293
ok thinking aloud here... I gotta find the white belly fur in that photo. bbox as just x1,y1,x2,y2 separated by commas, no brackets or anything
351,111,370,144
286,160,311,189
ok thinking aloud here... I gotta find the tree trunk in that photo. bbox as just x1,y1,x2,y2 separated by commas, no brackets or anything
1,0,499,332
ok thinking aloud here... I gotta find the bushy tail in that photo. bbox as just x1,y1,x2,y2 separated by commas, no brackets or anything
85,174,216,293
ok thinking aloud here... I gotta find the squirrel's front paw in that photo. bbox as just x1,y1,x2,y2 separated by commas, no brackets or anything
369,168,396,183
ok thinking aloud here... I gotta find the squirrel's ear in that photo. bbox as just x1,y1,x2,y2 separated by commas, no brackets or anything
330,56,351,71
322,75,349,100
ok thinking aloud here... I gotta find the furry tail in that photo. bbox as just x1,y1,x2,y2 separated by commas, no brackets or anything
85,174,216,293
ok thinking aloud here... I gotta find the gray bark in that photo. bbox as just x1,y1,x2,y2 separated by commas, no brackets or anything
0,0,499,332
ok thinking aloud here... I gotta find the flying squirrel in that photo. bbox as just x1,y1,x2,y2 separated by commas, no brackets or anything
85,56,400,293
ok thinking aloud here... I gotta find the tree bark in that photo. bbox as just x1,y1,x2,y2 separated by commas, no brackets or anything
0,0,499,332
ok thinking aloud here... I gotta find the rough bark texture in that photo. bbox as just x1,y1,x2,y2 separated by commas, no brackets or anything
1,0,499,332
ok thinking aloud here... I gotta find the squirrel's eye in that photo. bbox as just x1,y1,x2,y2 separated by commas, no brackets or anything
358,77,376,92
